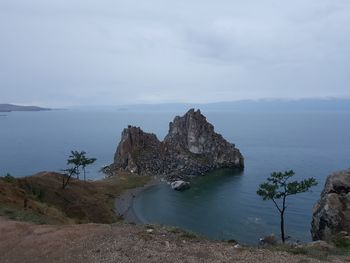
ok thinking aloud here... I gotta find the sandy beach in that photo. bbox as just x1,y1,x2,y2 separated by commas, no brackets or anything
114,177,161,224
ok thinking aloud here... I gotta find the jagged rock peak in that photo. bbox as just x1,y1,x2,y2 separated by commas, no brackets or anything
311,169,350,241
109,109,244,180
164,109,218,154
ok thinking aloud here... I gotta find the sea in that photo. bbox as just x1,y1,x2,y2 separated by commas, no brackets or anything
1,109,349,245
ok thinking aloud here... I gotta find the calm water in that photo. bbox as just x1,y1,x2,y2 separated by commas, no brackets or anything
1,110,349,244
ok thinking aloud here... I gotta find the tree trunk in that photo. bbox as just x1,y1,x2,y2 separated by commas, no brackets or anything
63,175,72,189
83,167,86,181
280,211,285,243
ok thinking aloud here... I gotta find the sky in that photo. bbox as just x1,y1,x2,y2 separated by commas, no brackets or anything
1,0,350,107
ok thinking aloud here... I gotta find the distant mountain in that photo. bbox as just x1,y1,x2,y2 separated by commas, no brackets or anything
114,98,350,112
0,104,51,112
204,98,350,112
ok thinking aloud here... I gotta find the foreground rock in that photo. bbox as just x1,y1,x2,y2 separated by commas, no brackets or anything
311,169,350,241
108,109,244,181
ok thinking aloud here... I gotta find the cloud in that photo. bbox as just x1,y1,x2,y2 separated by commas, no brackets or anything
0,0,349,106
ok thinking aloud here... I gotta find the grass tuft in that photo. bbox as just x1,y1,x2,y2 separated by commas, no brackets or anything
0,207,48,224
333,233,350,249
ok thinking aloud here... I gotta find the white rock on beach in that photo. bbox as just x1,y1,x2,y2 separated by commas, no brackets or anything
171,180,190,191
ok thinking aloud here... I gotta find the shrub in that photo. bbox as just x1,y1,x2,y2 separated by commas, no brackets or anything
3,173,16,183
31,187,45,201
333,233,350,249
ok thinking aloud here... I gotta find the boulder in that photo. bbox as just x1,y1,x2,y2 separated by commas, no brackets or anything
311,169,350,241
171,180,191,191
108,109,244,180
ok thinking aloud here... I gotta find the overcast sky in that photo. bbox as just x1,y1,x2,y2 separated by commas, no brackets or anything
1,0,350,106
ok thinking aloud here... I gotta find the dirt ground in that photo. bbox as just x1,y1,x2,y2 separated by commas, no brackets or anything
1,217,348,263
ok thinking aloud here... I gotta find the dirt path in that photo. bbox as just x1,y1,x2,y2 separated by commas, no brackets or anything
1,217,348,263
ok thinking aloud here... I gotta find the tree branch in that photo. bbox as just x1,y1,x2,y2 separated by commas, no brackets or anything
272,198,282,213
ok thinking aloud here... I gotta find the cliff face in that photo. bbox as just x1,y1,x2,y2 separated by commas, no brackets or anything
113,126,163,174
311,170,350,241
164,109,243,165
110,109,244,180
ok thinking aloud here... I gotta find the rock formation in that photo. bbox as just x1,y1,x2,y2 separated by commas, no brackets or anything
108,109,244,181
113,126,163,174
311,169,350,241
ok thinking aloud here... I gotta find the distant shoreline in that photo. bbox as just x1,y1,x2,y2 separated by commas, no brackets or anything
0,104,51,113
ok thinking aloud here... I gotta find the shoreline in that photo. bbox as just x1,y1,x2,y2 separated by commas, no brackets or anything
114,177,161,224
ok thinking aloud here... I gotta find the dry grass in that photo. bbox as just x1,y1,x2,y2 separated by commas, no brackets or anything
0,172,151,224
266,243,350,261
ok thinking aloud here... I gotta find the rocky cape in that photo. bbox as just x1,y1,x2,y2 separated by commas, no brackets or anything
107,109,244,181
311,169,350,241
